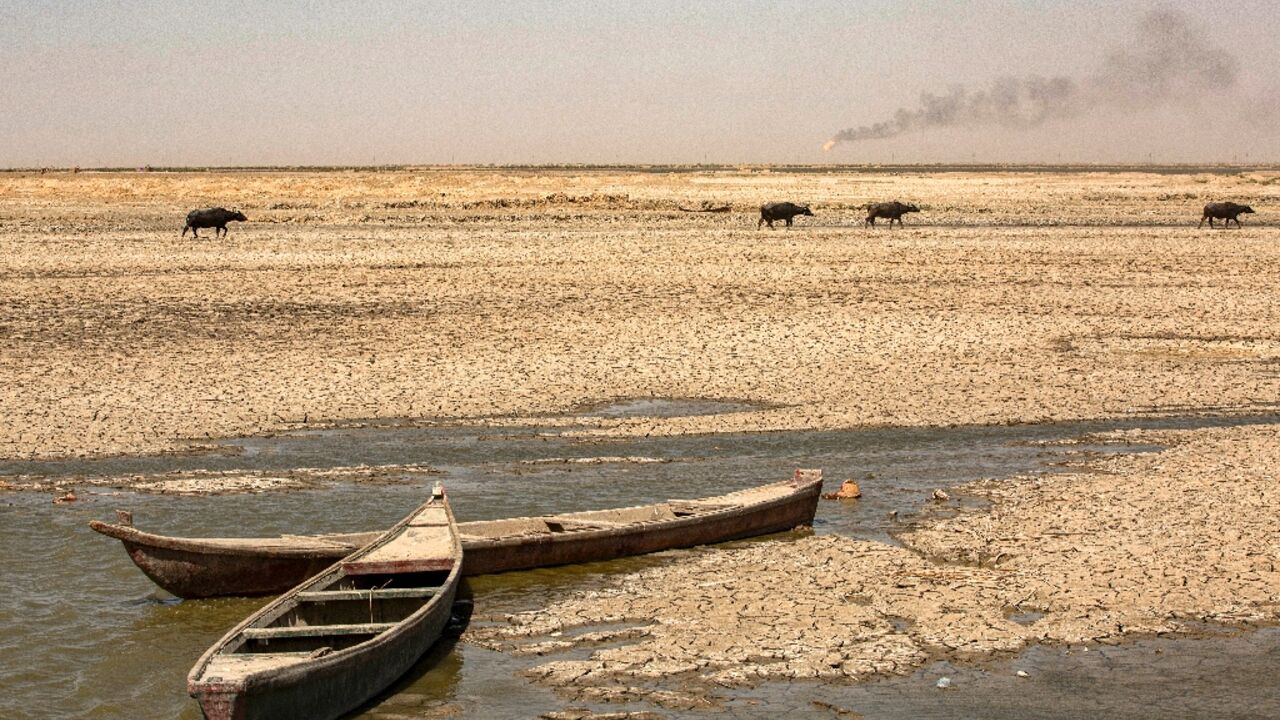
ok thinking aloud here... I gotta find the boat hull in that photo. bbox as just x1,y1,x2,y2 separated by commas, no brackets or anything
191,585,455,720
462,476,821,575
93,471,823,599
188,491,461,720
115,538,355,600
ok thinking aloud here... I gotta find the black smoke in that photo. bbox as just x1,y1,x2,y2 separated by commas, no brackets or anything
825,8,1239,149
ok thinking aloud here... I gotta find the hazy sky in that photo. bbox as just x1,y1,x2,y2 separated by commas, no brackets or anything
3,0,1278,166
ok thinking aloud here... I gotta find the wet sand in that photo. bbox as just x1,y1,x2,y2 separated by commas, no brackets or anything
4,167,1280,716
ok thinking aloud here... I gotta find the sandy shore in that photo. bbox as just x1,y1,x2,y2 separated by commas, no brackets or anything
2,167,1279,459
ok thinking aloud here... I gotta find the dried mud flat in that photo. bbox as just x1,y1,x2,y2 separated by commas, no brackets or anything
0,462,442,496
3,167,1280,708
3,167,1279,460
469,423,1280,704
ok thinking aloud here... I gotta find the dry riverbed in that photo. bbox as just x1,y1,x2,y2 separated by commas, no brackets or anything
3,167,1280,714
3,167,1280,460
0,462,442,496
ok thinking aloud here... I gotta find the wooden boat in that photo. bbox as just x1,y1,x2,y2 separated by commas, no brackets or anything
92,469,822,599
187,483,461,720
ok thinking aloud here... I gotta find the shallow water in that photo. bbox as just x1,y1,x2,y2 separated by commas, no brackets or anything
734,628,1280,719
2,406,1278,719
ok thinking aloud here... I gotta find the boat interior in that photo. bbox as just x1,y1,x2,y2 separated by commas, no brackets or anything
220,501,457,661
458,499,736,541
227,567,453,657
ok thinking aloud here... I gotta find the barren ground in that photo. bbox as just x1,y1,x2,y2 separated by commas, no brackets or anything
4,167,1280,702
3,167,1279,458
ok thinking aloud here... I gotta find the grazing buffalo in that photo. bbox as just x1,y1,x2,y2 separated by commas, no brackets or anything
758,202,814,229
865,201,920,228
1199,202,1255,229
182,207,246,238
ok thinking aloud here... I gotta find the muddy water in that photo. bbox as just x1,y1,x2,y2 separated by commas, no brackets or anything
735,628,1280,719
2,405,1278,719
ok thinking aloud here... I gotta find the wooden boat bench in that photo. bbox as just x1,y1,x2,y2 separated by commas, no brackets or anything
242,623,396,640
202,651,317,677
297,587,441,602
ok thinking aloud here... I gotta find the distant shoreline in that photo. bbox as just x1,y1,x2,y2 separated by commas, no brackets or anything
4,163,1280,175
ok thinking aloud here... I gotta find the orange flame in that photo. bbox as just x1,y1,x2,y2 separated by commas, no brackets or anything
821,139,838,152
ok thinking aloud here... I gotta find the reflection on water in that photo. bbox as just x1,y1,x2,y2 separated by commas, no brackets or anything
1,411,1277,719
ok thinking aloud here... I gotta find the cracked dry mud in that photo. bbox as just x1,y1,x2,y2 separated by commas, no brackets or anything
468,423,1280,700
2,168,1279,460
3,168,1280,707
0,462,443,495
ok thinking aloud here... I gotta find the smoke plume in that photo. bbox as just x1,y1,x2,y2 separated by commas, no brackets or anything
825,8,1239,150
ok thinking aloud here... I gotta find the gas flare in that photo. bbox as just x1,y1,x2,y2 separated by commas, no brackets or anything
821,139,837,152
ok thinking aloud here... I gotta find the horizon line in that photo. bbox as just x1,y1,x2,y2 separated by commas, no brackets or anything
5,162,1280,175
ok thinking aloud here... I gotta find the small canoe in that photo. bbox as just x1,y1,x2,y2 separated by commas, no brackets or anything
92,469,822,599
187,483,461,720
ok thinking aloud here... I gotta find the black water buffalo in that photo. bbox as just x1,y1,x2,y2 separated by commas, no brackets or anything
758,202,813,229
865,201,920,228
1199,202,1255,229
182,207,247,238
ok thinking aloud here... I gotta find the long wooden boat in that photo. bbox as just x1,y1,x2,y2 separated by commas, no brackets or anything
92,469,822,599
187,483,461,720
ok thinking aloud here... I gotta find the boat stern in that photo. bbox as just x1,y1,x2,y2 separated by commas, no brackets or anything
188,677,248,720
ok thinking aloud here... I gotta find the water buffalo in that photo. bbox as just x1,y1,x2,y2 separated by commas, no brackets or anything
865,201,920,228
182,207,246,238
758,202,813,229
1199,202,1255,229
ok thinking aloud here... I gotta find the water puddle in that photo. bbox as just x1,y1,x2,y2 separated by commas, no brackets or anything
576,396,765,418
3,407,1279,718
1007,610,1046,626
